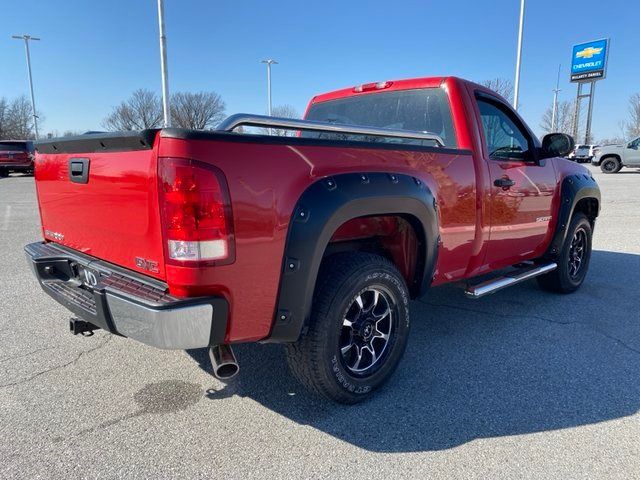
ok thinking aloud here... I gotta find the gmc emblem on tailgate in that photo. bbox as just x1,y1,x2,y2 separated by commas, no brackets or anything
135,257,160,273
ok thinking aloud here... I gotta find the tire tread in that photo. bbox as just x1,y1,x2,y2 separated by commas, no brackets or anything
285,252,405,403
537,212,592,293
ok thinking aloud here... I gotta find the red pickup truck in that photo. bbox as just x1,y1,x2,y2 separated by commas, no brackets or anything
26,76,600,403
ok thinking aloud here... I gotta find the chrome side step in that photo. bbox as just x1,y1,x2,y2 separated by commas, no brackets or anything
465,263,557,299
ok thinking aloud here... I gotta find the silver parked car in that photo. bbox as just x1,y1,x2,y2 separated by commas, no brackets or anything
592,137,640,173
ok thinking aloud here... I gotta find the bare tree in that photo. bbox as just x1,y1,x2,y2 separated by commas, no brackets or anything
261,104,300,136
102,89,162,131
539,100,575,135
63,130,84,137
597,136,626,146
624,93,640,139
480,78,514,102
3,95,40,139
170,92,226,130
0,98,9,139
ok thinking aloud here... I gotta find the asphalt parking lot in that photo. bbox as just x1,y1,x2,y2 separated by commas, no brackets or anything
1,165,639,479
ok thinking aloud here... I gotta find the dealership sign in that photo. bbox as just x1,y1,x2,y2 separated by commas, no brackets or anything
570,39,609,82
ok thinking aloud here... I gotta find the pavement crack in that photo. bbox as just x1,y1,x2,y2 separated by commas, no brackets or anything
53,412,139,444
418,299,640,356
0,334,112,389
0,346,59,364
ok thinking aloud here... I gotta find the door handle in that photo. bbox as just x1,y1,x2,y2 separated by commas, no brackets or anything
494,177,515,189
69,158,90,184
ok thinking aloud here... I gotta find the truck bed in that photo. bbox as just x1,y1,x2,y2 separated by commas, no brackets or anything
34,125,476,342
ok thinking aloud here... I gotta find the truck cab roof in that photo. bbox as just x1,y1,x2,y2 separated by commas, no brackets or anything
309,76,507,106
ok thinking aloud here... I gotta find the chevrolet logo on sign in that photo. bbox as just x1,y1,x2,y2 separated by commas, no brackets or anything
570,39,609,83
576,46,603,59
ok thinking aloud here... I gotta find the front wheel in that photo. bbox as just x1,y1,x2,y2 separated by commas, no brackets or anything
285,252,410,404
600,157,622,173
537,212,593,293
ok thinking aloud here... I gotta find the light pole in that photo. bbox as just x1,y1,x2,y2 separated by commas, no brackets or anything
261,59,278,116
513,0,525,111
157,0,171,127
11,34,40,139
551,64,562,131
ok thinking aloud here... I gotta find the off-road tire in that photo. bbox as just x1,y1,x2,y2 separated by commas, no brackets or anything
285,252,410,404
537,212,592,293
600,156,622,173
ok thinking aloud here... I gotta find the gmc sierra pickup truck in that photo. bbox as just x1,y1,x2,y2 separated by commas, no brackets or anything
26,76,600,403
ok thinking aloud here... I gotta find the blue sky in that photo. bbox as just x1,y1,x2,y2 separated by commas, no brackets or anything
1,0,636,140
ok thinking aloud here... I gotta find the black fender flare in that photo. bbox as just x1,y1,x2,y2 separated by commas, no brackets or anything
264,172,439,343
544,173,600,259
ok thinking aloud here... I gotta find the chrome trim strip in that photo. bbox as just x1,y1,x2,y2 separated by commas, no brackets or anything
217,113,445,147
106,294,213,350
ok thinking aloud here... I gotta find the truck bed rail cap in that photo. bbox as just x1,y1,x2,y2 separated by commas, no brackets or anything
35,130,159,154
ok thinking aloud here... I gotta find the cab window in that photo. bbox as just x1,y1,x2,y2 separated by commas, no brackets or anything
304,87,457,148
476,98,531,161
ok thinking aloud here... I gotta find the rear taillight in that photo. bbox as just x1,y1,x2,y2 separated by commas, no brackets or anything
158,157,234,265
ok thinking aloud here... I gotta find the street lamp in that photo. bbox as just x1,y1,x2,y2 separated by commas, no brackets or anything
11,34,40,139
551,64,562,132
513,0,525,111
261,59,278,116
157,0,171,127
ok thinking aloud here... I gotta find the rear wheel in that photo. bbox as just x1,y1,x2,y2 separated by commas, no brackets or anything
537,212,592,293
285,252,410,404
600,157,621,173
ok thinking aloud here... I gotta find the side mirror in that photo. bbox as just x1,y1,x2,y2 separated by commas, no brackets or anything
541,133,574,159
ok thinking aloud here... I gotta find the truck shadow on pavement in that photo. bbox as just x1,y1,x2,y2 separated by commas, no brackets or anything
186,250,640,452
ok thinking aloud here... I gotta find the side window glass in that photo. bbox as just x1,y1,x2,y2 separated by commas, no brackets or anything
477,98,530,160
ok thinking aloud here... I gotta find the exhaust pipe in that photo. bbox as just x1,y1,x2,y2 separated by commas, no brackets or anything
208,344,239,380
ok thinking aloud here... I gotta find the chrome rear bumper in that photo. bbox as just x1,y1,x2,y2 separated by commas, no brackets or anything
24,242,228,350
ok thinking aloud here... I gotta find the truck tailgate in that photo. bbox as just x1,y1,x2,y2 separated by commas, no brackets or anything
34,131,166,280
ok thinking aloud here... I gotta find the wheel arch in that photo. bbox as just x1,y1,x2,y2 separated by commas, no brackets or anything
264,172,438,343
544,173,600,260
323,213,427,295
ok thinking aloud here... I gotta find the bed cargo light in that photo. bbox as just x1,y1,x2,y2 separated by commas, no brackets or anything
158,157,234,265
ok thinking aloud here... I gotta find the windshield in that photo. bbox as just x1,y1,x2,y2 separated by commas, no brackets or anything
304,87,457,148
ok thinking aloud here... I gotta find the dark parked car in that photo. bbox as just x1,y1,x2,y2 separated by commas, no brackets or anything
0,140,35,177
